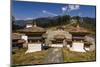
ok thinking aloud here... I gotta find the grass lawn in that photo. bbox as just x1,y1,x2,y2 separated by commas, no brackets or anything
63,48,96,63
12,48,48,65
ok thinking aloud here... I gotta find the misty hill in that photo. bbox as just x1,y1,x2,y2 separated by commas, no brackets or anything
14,20,33,27
14,15,96,31
15,15,70,27
80,17,96,31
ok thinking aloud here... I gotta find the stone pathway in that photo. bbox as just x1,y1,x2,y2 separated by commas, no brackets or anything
44,48,63,64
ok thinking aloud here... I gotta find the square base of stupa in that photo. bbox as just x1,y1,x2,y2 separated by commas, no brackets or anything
25,43,42,54
70,42,86,52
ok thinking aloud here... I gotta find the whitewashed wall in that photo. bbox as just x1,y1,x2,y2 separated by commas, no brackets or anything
50,44,63,47
70,42,86,52
25,43,42,53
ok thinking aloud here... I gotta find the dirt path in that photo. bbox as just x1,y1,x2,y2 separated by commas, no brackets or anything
43,48,63,64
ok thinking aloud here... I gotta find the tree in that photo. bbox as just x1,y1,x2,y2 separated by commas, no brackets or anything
12,16,23,32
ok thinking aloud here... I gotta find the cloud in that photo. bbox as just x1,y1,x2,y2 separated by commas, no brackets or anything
61,6,68,15
61,5,80,15
42,10,46,13
68,4,80,11
24,17,34,20
15,18,21,20
62,6,67,11
42,10,57,16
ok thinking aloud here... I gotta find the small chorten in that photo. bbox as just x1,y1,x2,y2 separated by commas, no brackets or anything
33,21,37,27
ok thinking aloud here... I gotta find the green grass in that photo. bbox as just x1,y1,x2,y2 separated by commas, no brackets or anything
12,48,48,65
12,48,96,65
63,48,96,62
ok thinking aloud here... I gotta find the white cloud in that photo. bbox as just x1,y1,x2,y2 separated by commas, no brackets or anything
15,18,21,20
24,17,33,20
61,6,68,15
42,10,46,13
62,6,67,11
42,10,57,16
68,4,80,11
61,5,80,15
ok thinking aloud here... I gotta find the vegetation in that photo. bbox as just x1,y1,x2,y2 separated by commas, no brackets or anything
12,48,48,65
34,15,71,28
80,17,96,31
32,15,96,31
63,48,96,62
13,15,96,32
12,16,24,32
12,48,96,66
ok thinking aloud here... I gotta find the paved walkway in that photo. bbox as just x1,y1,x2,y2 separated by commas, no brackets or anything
44,48,63,64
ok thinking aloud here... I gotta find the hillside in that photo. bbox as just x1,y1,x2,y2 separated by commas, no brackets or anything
13,15,96,32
